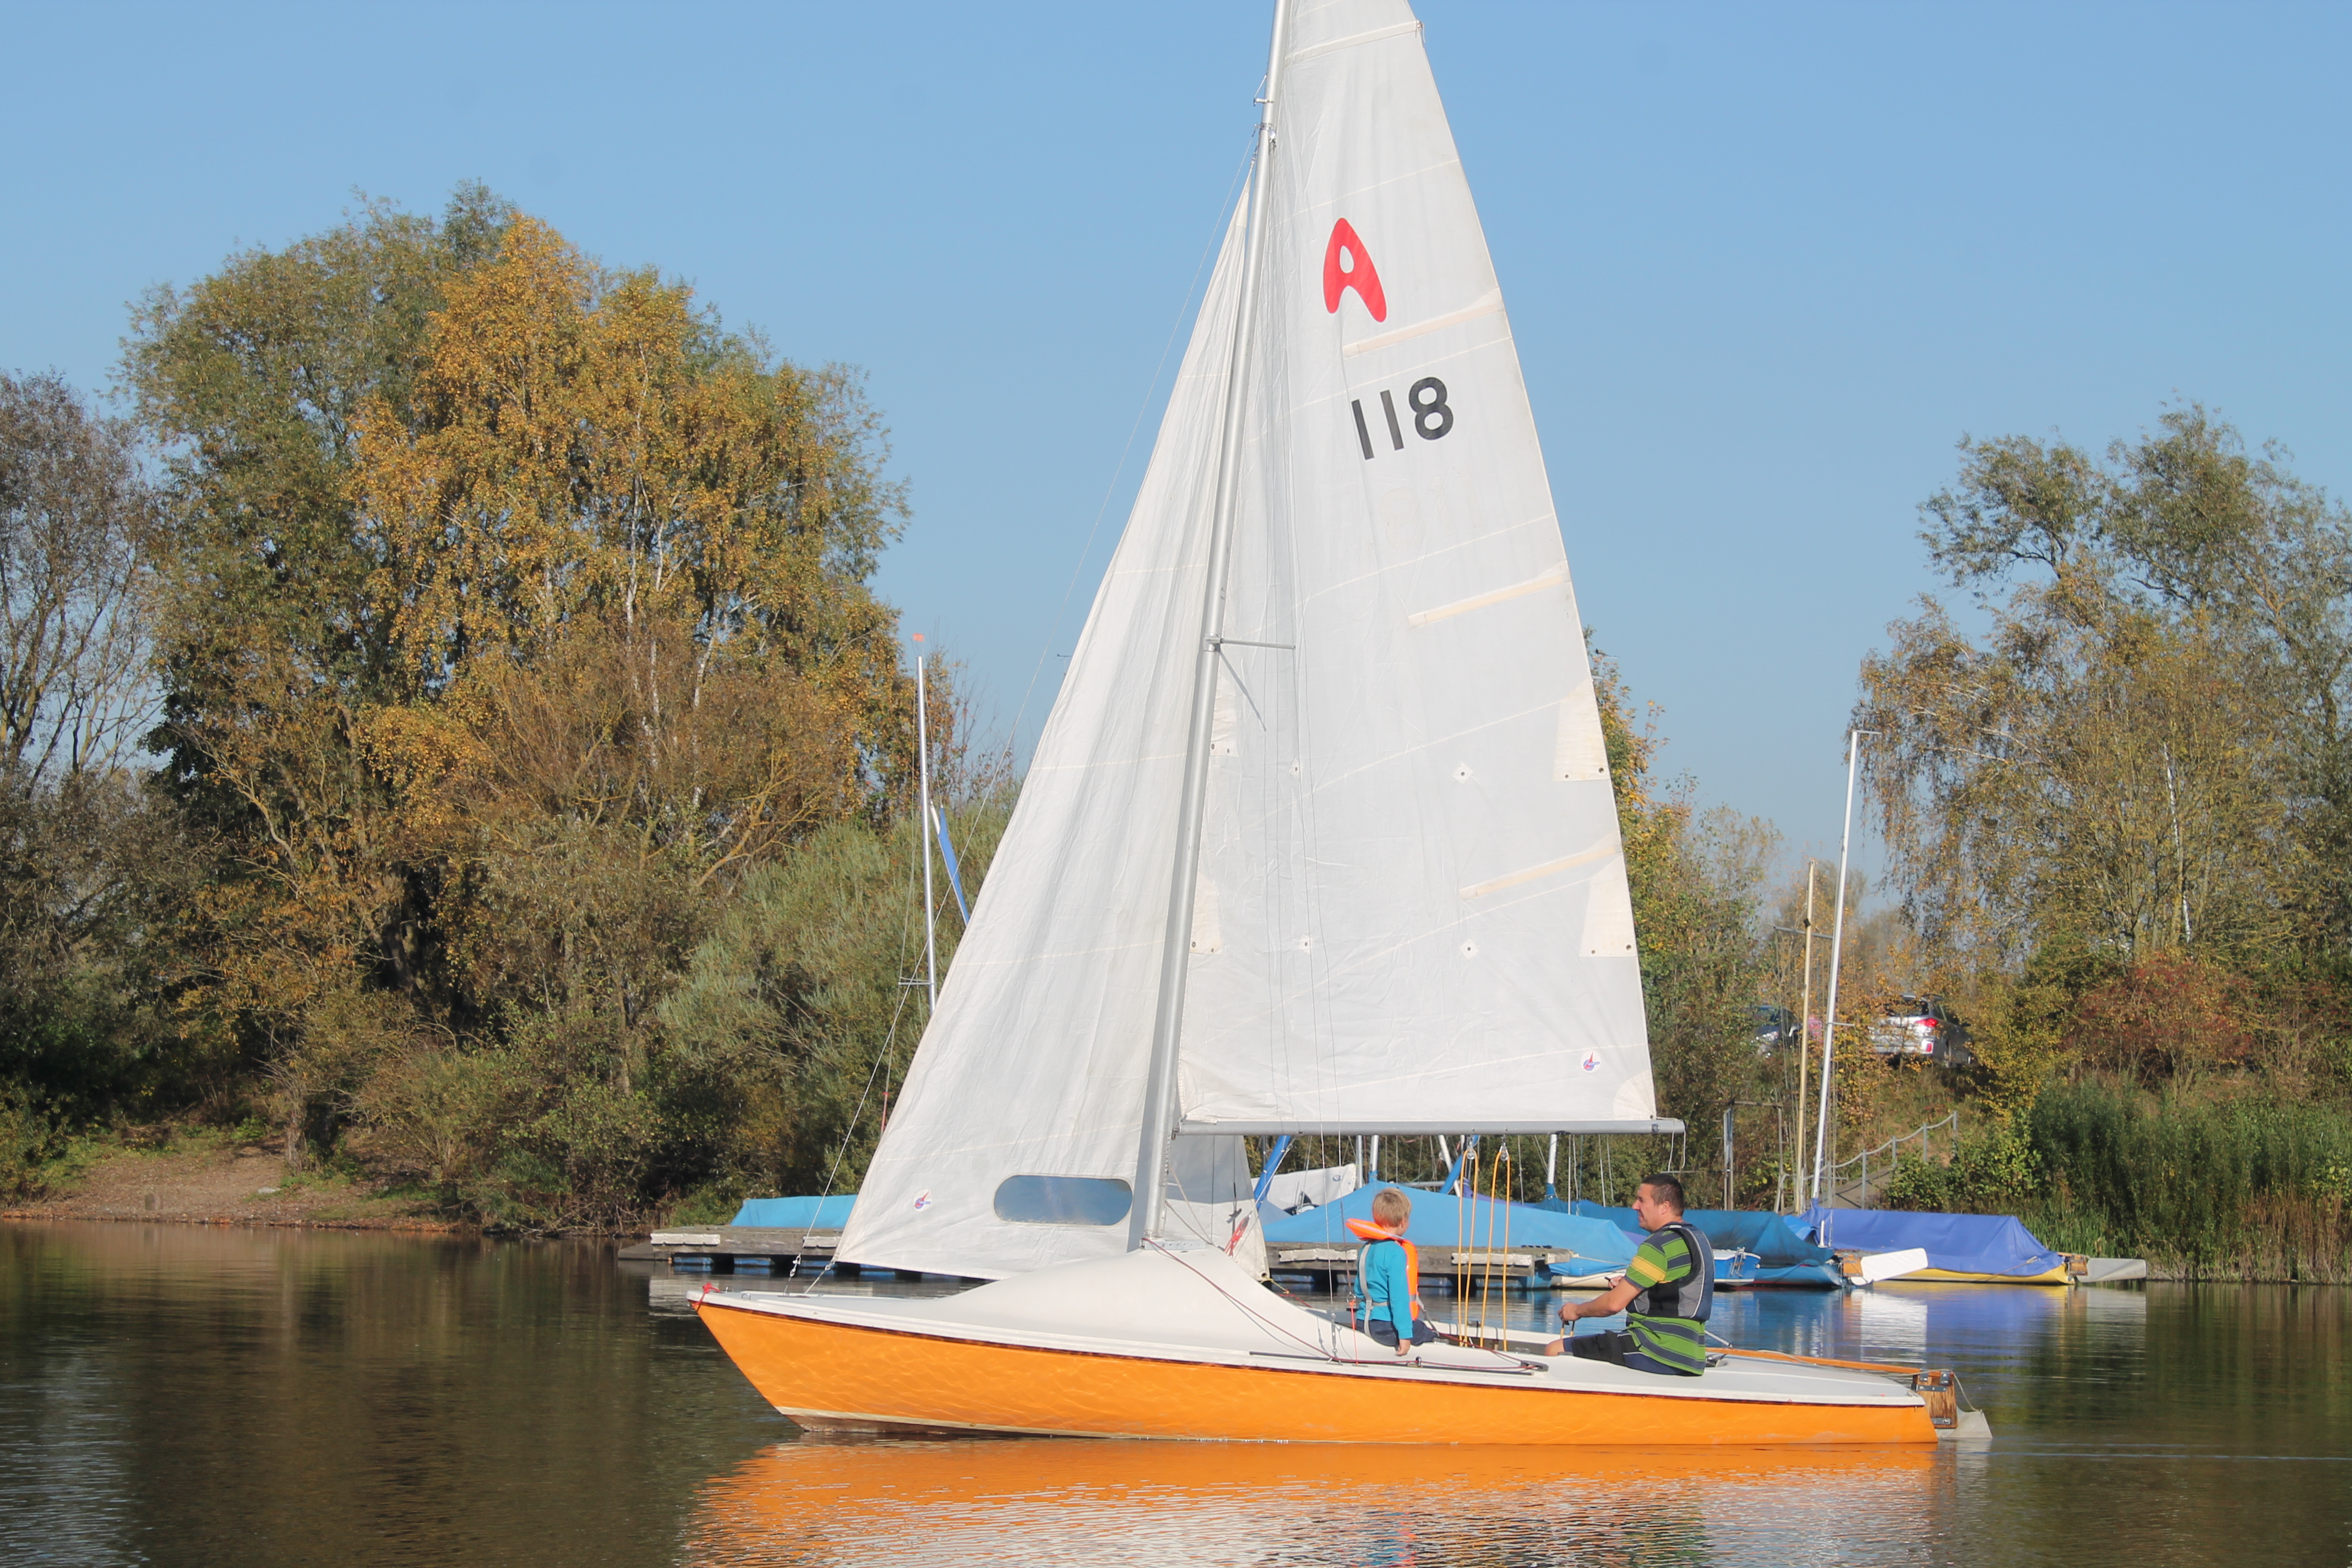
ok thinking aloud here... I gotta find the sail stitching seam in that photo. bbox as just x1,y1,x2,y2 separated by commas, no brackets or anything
1298,515,1553,606
1305,695,1561,796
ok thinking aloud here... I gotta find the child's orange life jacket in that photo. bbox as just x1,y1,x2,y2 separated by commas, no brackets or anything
1346,1216,1424,1322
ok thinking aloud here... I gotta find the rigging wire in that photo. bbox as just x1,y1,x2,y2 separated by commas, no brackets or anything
794,810,927,1296
1005,139,1258,762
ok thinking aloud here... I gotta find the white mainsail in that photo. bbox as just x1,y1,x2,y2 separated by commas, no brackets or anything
1176,0,1650,1134
841,0,1664,1283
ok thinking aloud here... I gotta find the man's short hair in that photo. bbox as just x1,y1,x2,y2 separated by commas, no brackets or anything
1637,1173,1686,1213
1371,1187,1413,1228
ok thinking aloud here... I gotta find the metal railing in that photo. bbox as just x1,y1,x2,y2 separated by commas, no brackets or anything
1821,1109,1959,1209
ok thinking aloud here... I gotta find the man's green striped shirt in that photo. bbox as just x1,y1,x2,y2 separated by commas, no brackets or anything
1623,1229,1707,1375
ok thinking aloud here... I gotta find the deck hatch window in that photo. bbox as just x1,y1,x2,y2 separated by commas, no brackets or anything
993,1175,1133,1227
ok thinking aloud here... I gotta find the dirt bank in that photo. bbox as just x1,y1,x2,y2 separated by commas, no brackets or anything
1,1136,462,1231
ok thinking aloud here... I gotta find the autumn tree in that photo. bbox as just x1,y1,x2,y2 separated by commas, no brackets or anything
0,372,181,1152
1859,406,2352,1101
0,372,159,783
127,190,933,1192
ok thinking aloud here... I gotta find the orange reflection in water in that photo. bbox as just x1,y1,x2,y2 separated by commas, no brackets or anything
682,1436,1946,1567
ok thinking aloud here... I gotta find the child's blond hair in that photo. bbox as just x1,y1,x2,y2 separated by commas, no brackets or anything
1371,1187,1413,1228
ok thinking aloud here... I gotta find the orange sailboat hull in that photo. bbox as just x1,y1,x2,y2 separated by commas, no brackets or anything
696,1295,1940,1446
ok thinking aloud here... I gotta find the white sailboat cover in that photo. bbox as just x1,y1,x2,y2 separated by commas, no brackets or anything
842,0,1656,1282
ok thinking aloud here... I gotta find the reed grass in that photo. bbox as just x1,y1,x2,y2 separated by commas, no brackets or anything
2026,1081,2352,1282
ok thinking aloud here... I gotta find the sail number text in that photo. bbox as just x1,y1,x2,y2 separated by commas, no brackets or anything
1351,378,1453,460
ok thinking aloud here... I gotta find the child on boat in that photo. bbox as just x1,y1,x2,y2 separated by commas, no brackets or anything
1349,1188,1439,1354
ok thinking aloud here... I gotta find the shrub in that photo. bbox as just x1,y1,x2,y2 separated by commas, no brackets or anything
2067,954,2252,1082
1879,1124,2040,1213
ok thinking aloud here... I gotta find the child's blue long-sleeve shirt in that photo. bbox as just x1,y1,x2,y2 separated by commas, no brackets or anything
1353,1237,1417,1337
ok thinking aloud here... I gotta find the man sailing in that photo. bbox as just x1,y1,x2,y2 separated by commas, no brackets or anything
1544,1172,1712,1375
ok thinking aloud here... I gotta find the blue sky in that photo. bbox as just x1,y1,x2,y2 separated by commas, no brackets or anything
6,2,2349,870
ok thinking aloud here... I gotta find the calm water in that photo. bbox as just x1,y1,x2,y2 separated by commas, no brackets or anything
3,1223,2347,1566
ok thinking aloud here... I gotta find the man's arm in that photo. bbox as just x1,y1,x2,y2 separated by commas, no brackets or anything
1559,1275,1638,1323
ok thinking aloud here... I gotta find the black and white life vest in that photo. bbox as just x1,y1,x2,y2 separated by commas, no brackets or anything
1628,1219,1715,1324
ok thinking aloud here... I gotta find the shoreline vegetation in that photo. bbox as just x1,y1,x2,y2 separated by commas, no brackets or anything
5,188,2349,1280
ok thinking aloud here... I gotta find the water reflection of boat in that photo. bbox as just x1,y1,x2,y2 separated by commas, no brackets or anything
680,1438,1943,1568
1869,1279,2150,1335
695,0,1960,1447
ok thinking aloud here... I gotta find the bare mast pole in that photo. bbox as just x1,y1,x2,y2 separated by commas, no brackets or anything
1809,731,1866,1206
1792,861,1815,1207
1128,0,1293,1249
916,646,938,1014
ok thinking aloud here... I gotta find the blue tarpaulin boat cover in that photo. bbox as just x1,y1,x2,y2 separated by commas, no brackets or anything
1551,1201,1843,1288
1260,1185,1634,1271
728,1195,858,1228
1792,1207,2063,1277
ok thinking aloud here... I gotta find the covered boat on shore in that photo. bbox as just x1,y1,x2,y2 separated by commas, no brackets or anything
1262,1184,1638,1283
1795,1207,2148,1284
1564,1201,1848,1289
727,1195,856,1228
695,0,1975,1445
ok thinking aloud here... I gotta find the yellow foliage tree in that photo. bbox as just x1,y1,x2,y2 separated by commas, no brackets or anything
133,197,928,1174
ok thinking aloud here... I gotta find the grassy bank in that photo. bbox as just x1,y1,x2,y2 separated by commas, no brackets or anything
0,1121,453,1229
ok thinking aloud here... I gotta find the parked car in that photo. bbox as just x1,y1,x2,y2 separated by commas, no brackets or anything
1870,994,1974,1066
1750,1003,1796,1055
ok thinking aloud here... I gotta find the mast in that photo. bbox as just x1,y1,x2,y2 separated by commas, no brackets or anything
1128,0,1292,1249
916,643,938,1014
1792,860,1815,1207
1809,729,1864,1206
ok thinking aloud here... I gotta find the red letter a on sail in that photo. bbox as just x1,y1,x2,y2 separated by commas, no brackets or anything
1323,219,1387,322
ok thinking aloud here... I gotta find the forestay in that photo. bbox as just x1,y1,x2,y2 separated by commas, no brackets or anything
841,0,1663,1283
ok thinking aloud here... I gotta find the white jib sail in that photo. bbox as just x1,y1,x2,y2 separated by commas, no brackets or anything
842,0,1660,1281
840,198,1262,1282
